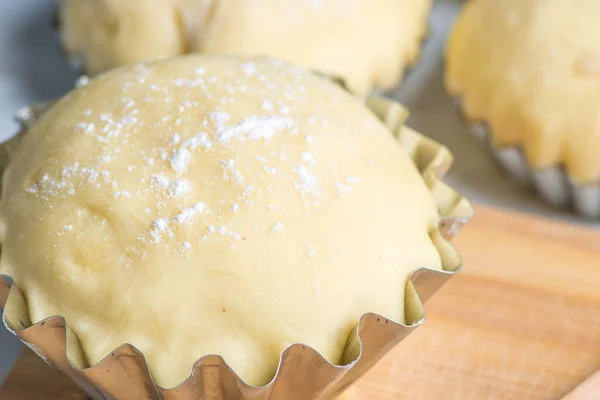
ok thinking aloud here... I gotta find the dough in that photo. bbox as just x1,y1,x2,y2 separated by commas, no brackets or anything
0,55,441,388
59,0,432,93
446,0,600,184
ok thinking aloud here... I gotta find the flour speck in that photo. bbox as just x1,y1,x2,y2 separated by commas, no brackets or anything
170,133,181,145
262,100,274,112
170,147,191,174
299,152,315,165
240,62,257,76
151,174,170,188
171,179,190,197
215,116,294,142
149,218,172,243
112,190,132,199
294,165,317,193
25,183,39,193
270,222,283,232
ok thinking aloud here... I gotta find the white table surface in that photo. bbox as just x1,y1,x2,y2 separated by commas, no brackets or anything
0,0,597,389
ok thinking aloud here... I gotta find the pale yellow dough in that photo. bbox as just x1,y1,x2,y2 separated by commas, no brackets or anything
59,0,432,93
0,56,441,388
446,0,600,184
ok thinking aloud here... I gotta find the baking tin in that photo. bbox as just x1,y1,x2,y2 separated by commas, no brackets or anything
0,96,472,399
455,100,600,218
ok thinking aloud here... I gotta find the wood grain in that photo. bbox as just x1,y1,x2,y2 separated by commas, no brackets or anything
348,206,600,400
2,205,600,399
0,348,84,400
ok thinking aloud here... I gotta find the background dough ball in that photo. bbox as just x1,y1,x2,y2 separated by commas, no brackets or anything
446,0,600,183
59,0,432,93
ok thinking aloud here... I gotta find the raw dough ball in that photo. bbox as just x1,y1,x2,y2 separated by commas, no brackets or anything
59,0,432,93
0,55,441,388
446,0,600,183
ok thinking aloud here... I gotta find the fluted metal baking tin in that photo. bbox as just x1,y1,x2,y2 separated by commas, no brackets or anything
457,101,600,218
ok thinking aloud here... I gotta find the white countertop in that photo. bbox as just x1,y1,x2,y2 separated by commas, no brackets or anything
0,0,597,389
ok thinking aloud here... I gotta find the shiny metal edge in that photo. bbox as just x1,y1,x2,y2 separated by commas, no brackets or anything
455,99,600,218
0,95,472,399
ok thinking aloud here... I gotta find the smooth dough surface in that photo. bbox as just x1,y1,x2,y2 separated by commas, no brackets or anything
0,55,441,388
59,0,432,93
446,0,600,183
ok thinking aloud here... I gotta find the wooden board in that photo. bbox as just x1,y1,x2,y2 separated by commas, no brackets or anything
2,205,600,399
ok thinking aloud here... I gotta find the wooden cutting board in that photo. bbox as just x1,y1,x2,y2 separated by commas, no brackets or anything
2,205,600,400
